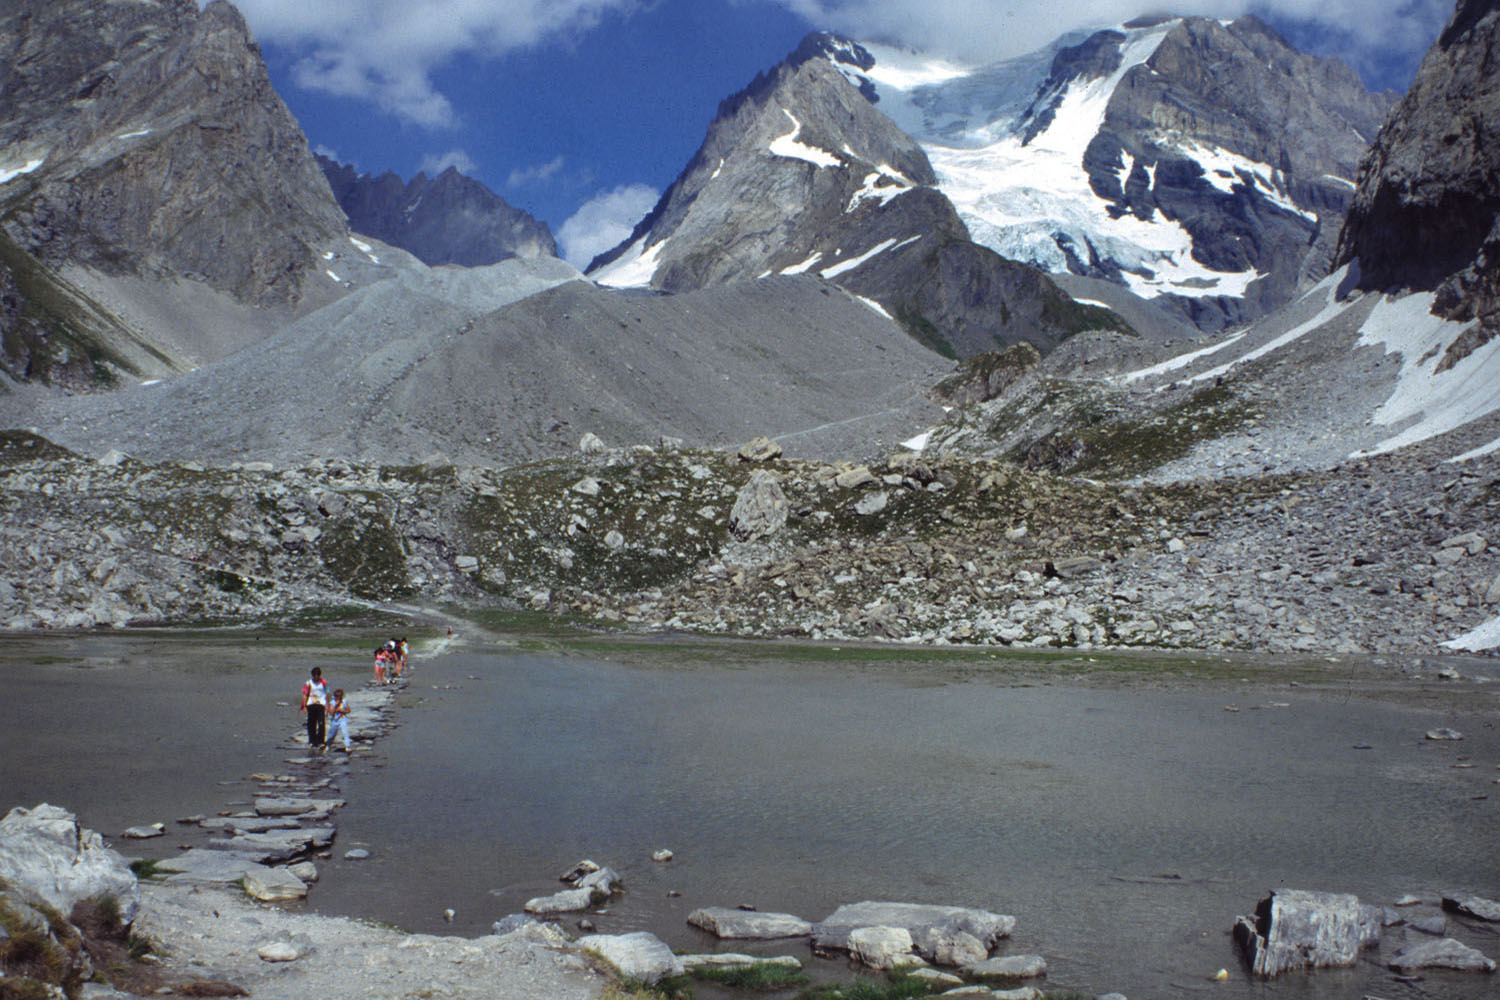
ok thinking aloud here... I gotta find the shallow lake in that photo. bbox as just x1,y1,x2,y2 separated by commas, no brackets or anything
4,632,1498,999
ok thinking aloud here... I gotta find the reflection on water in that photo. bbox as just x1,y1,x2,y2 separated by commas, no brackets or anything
4,636,1498,1000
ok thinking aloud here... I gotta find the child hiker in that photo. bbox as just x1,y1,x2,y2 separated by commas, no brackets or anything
299,666,328,750
327,688,352,752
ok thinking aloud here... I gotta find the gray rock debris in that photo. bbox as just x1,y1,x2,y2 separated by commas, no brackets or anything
1444,892,1500,922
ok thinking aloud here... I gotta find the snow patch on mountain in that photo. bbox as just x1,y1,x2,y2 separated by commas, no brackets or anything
0,157,45,185
1175,272,1348,386
1352,294,1500,458
1183,141,1315,223
592,235,668,288
769,109,841,168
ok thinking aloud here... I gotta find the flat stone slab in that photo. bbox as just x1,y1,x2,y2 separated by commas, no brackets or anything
158,849,264,885
814,901,1015,952
1444,893,1500,922
206,827,335,862
688,907,814,939
679,954,802,971
578,931,684,984
253,796,344,817
1389,937,1496,972
242,866,307,902
121,825,165,839
965,954,1047,979
199,816,304,833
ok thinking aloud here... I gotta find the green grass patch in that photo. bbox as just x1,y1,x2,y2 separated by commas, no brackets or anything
690,962,809,990
129,858,181,880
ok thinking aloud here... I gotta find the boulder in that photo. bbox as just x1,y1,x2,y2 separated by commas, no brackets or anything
914,922,989,966
814,901,1015,953
242,866,308,902
834,466,878,489
965,954,1047,978
579,433,607,456
737,436,782,462
575,866,623,896
1232,889,1381,977
579,931,685,984
848,925,922,970
688,906,814,939
0,804,139,922
1389,937,1496,972
1444,893,1500,922
1425,728,1464,741
729,470,789,541
853,491,889,516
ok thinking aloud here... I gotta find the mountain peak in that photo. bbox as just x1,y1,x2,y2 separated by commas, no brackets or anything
317,156,557,267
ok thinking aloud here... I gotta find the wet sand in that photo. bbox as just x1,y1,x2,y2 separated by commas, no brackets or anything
3,631,1498,999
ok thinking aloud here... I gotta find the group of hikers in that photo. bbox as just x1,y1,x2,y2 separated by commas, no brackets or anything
296,636,410,751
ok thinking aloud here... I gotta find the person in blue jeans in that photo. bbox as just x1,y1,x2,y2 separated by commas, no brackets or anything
327,688,352,752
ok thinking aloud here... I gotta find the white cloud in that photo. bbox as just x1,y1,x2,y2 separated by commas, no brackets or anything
508,156,568,188
773,0,1450,76
557,184,660,269
232,0,643,127
418,149,478,175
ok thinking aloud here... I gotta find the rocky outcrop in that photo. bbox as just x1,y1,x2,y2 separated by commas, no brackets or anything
319,157,557,266
588,35,1110,360
1336,0,1500,336
0,0,347,385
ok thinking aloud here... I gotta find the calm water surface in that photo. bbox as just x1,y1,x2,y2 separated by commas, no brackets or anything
3,634,1498,1000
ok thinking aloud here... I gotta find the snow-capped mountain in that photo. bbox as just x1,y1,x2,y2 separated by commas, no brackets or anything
319,157,558,267
818,16,1395,332
588,35,1121,360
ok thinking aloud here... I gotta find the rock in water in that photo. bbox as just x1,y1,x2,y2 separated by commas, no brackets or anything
0,804,140,921
1444,892,1500,922
1389,937,1497,973
729,470,789,541
688,907,815,939
1232,889,1381,977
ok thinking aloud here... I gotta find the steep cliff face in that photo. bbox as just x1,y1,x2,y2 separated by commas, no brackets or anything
1337,0,1500,334
0,0,347,385
319,158,558,267
589,35,1119,360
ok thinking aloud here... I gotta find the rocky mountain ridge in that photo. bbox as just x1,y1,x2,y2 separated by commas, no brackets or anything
319,156,558,267
588,35,1121,360
0,0,349,387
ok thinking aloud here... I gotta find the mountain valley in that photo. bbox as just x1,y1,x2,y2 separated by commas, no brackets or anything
0,0,1496,658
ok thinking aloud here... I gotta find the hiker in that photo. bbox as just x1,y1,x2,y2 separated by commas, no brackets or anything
299,666,328,750
327,688,352,752
396,637,409,676
372,646,389,684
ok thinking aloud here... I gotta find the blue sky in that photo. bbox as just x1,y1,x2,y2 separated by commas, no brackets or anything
234,0,1453,268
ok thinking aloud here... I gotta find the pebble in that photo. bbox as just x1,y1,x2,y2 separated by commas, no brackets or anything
344,848,371,860
257,941,301,962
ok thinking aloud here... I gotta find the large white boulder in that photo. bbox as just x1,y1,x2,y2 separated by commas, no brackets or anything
579,931,685,983
0,804,139,921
